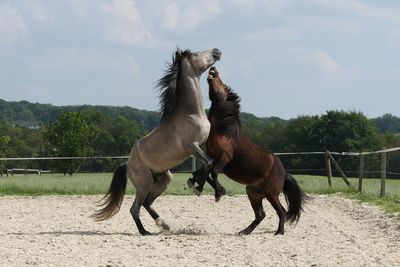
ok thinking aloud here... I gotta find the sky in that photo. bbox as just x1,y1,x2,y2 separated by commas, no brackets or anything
0,0,400,119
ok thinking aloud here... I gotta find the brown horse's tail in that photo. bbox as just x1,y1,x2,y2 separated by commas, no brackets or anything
283,174,306,223
91,163,128,221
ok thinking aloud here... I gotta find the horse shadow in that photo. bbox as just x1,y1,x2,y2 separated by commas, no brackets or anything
9,230,134,237
9,228,277,237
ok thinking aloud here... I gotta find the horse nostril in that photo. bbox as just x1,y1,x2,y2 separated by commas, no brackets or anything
212,48,222,60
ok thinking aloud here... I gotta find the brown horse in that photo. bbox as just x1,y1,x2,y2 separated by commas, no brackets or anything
190,67,306,235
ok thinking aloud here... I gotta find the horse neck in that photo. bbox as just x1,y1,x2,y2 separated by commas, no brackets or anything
209,102,241,139
209,99,241,128
176,69,206,117
209,99,227,116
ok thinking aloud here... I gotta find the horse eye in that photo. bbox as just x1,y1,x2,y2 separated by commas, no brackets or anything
194,52,198,56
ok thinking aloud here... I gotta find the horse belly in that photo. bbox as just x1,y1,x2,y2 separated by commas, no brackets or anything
223,159,263,185
135,136,190,173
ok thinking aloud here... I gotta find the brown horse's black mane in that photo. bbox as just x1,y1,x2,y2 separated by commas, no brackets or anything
209,86,241,139
156,48,192,122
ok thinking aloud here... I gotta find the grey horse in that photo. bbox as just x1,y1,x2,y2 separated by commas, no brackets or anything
92,48,221,235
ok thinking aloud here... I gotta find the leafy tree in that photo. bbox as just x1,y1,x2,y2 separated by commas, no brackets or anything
0,134,10,173
280,116,320,152
0,119,44,170
372,113,400,133
310,111,383,174
85,112,146,171
42,112,99,175
267,111,384,175
382,133,400,177
313,111,382,152
257,122,287,152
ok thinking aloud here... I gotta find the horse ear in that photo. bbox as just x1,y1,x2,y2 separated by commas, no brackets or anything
175,51,181,59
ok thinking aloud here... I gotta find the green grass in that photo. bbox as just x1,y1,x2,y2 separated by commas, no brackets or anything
0,173,245,196
1,172,399,213
295,175,400,213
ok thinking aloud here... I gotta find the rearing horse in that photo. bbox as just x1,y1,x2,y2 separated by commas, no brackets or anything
92,48,221,235
191,67,306,235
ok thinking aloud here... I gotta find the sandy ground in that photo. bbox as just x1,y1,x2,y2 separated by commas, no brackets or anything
0,194,399,267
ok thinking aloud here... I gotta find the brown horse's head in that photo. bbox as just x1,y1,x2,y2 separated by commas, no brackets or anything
207,67,229,102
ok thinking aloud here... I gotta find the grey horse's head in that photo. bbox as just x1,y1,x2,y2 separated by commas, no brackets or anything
157,48,222,121
177,48,221,77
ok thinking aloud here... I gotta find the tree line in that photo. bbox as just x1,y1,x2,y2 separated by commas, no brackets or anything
0,99,400,177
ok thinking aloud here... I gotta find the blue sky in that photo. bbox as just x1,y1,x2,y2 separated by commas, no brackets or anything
1,0,399,119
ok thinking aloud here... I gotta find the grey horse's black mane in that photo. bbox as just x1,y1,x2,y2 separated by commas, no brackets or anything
156,48,192,122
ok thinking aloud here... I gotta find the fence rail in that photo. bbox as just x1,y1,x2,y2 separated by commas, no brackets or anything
1,147,399,197
5,168,52,176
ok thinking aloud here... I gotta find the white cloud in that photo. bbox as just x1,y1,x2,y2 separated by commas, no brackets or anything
230,0,257,10
297,15,364,34
310,50,340,74
230,0,288,12
22,2,54,24
163,3,179,30
310,50,362,79
306,0,400,23
162,0,220,32
101,0,152,45
68,0,94,18
0,4,28,44
241,27,301,42
262,0,289,12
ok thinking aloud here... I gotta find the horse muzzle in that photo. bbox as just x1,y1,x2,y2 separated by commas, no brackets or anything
212,48,222,61
207,66,218,81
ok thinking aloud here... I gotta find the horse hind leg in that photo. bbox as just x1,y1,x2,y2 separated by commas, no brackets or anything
143,171,172,233
129,168,153,236
266,193,286,235
239,186,265,235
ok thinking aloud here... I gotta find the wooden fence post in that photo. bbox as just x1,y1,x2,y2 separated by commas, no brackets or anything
328,153,354,189
325,151,332,190
380,150,387,197
358,154,365,192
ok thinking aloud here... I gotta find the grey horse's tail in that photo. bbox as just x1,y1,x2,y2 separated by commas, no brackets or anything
283,174,307,223
91,163,128,221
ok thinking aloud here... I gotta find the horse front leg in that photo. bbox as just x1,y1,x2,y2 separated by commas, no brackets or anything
187,142,213,195
210,171,226,202
208,152,232,201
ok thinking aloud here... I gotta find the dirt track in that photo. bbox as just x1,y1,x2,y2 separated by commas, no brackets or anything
1,194,399,266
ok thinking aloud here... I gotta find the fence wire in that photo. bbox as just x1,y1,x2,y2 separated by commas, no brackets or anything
1,147,400,178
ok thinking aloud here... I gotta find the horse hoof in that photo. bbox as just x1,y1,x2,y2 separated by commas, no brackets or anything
140,230,153,236
274,230,284,235
238,230,251,236
215,193,223,202
193,188,201,196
